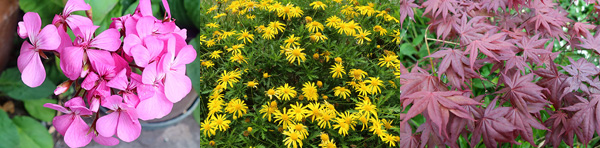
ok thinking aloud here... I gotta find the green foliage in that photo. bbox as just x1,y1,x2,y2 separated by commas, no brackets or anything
24,98,57,122
0,110,19,148
12,116,54,148
0,68,55,101
19,0,63,25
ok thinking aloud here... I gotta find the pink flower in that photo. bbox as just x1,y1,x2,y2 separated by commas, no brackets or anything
136,62,173,120
96,95,141,142
107,69,142,106
17,12,61,87
60,25,121,80
52,0,93,29
159,37,196,102
43,97,94,147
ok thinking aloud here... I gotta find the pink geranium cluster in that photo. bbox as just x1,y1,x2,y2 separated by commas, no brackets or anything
16,0,196,147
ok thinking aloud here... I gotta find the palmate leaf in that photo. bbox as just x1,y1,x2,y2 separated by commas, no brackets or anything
400,91,480,139
471,98,519,148
562,95,600,145
464,32,514,69
497,72,550,113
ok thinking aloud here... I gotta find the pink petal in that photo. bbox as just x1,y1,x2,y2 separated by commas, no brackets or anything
101,95,123,110
17,42,35,73
35,25,61,50
107,69,128,90
136,16,156,38
66,15,93,30
124,17,138,36
65,97,86,107
17,22,28,38
123,34,141,56
174,45,197,66
86,49,115,70
21,52,46,87
117,111,141,142
43,103,69,113
96,112,119,137
56,24,73,53
143,36,164,58
136,91,172,120
95,81,112,98
137,0,153,17
131,45,151,67
89,97,100,112
70,106,93,116
93,135,119,146
162,0,171,19
74,25,98,43
52,114,74,136
22,12,41,40
137,84,155,101
142,62,159,84
63,0,91,15
81,72,98,90
60,46,84,80
112,53,131,75
123,92,140,107
64,116,93,148
90,28,121,51
164,72,191,103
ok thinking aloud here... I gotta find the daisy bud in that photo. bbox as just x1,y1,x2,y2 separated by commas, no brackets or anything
335,57,342,63
305,16,312,23
317,81,323,88
320,133,329,142
209,141,216,146
247,127,253,132
313,53,319,59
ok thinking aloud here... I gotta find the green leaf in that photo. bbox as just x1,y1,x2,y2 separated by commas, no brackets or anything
86,0,118,22
184,0,208,29
188,35,202,94
24,99,57,122
0,68,55,101
0,110,19,148
12,116,53,148
96,3,123,33
193,102,200,125
19,0,64,25
399,43,417,56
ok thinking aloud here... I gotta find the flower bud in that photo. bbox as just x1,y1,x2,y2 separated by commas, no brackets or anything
243,131,249,137
209,140,216,146
322,95,328,100
54,80,73,95
317,81,323,88
263,72,270,78
320,133,329,142
313,53,319,59
298,95,304,100
245,117,251,123
305,16,312,23
335,57,342,63
247,127,253,132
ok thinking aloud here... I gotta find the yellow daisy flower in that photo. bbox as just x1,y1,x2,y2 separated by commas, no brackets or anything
245,79,259,88
354,28,371,45
325,16,342,28
206,22,220,28
348,69,368,80
259,101,280,122
283,34,301,47
317,109,335,129
265,88,279,100
306,21,324,33
201,60,214,68
237,29,254,44
289,102,310,122
356,99,378,120
274,107,295,128
378,54,399,68
309,32,328,42
284,45,307,64
211,114,231,131
210,50,222,59
305,102,321,121
201,119,216,137
268,21,286,34
333,86,351,99
282,129,303,148
372,25,387,36
364,77,384,94
277,83,297,101
229,53,248,64
329,63,345,78
309,1,327,10
301,82,319,101
225,98,248,119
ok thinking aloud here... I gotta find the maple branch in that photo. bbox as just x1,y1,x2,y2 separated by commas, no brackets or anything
424,25,436,74
426,38,460,46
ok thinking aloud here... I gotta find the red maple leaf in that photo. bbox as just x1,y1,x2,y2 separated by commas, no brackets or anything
464,32,514,69
562,95,600,145
497,72,551,113
471,98,520,147
401,91,480,139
